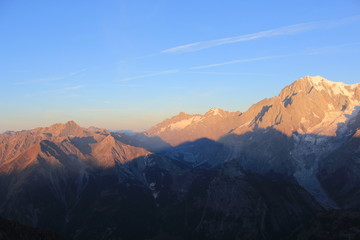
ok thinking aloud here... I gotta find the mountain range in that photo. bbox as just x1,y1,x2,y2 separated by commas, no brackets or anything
1,75,360,239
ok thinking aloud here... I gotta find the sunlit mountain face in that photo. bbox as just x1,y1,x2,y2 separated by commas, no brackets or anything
1,76,360,240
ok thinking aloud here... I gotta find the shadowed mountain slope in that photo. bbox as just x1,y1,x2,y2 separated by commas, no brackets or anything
144,76,360,209
288,210,360,240
0,121,323,240
1,75,360,239
0,216,68,240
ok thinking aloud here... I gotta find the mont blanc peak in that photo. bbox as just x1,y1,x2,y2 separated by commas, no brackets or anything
280,75,360,100
306,75,358,90
228,76,360,137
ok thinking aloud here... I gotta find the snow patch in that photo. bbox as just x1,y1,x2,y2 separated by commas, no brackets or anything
169,116,202,130
156,116,202,133
307,76,356,97
207,108,223,117
313,113,320,119
307,103,360,136
292,132,340,209
149,182,156,190
152,191,159,199
300,117,308,124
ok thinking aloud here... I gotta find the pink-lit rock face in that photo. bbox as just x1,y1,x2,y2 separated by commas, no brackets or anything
147,76,360,146
0,120,150,173
146,108,242,146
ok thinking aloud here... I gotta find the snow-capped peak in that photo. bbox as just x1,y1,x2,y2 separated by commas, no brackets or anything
206,108,223,117
281,76,359,100
305,75,359,96
306,75,329,84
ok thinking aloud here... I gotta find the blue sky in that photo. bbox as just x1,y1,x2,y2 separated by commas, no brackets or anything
1,0,360,131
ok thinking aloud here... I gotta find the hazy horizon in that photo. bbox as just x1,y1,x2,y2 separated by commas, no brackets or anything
1,0,359,132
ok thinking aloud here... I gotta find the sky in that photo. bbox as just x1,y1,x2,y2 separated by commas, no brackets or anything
0,0,360,132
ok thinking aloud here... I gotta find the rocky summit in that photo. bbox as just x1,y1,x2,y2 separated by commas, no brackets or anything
1,76,360,240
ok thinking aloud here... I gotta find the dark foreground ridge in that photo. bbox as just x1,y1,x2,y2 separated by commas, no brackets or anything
0,216,68,240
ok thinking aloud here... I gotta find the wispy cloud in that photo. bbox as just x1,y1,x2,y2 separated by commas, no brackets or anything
187,52,315,71
304,41,360,55
68,68,87,76
80,108,116,112
189,41,360,70
326,15,360,28
16,76,63,85
117,84,145,87
63,85,84,91
11,70,30,73
162,23,317,54
188,71,272,76
161,16,360,54
15,68,87,85
134,53,160,60
116,69,179,82
167,86,185,89
190,55,284,69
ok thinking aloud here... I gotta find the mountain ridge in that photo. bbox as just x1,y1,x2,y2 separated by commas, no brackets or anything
144,75,360,208
146,108,241,146
1,75,360,239
144,76,360,146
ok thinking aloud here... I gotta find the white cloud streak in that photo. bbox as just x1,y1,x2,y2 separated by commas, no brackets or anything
16,76,63,85
190,55,284,69
68,68,87,76
63,85,84,90
116,69,179,82
161,15,360,54
162,23,317,54
15,68,87,85
80,108,116,112
117,84,145,87
188,71,272,76
189,41,360,70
